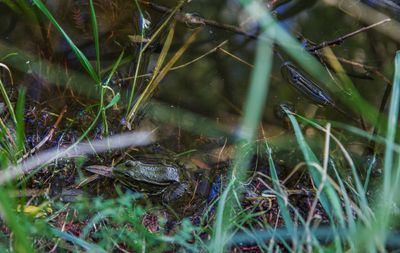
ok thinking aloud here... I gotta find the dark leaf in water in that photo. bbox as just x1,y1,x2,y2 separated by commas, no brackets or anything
281,61,334,106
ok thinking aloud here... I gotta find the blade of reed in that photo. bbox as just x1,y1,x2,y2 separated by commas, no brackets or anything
351,50,400,253
32,0,99,83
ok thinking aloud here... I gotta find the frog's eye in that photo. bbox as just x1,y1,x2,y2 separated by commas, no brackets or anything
124,160,137,167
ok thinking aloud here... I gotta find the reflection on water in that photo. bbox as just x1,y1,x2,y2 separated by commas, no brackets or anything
0,0,397,150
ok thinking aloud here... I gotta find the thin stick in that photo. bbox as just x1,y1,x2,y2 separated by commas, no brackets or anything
218,47,254,68
170,40,228,70
307,18,391,51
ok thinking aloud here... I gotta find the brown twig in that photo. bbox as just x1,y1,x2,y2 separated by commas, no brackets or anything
307,18,391,51
138,0,258,39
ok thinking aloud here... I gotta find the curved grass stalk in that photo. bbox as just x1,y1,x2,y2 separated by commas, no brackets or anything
291,114,371,217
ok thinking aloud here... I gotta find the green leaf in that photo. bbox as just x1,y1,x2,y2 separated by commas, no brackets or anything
15,88,26,153
89,0,100,75
104,93,120,110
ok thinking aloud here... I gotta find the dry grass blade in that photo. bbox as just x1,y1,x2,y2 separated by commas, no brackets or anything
126,0,185,113
126,28,200,124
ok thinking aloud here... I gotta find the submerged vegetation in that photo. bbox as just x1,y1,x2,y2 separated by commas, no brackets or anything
0,0,400,252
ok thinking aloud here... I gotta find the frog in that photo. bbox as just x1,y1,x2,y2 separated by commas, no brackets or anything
85,158,211,206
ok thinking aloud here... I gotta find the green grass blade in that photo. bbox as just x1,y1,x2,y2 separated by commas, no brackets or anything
100,50,124,135
352,49,400,248
1,0,19,13
32,0,100,83
89,0,100,75
209,180,234,253
15,88,26,154
265,143,295,232
104,93,120,110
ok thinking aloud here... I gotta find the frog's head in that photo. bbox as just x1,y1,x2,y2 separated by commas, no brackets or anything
114,160,141,177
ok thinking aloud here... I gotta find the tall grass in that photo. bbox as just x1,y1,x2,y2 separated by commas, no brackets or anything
208,0,400,252
209,11,275,252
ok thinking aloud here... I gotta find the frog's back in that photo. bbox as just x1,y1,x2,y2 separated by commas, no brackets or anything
138,165,180,184
114,160,181,186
